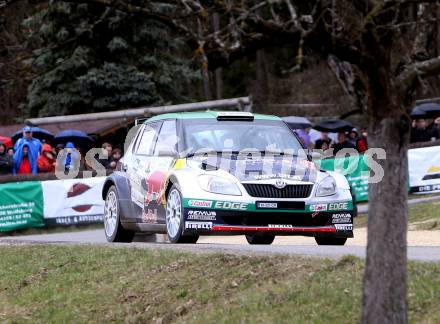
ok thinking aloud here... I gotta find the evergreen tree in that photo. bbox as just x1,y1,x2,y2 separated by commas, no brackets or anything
24,2,198,117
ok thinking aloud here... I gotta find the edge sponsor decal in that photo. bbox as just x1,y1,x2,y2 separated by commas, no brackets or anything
214,201,248,211
187,210,217,221
329,202,349,210
185,221,213,230
334,224,353,231
188,199,213,208
308,201,352,213
256,202,278,209
331,213,352,224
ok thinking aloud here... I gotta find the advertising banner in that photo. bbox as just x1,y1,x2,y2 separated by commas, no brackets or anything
320,155,369,202
41,177,106,226
408,146,440,194
0,181,44,232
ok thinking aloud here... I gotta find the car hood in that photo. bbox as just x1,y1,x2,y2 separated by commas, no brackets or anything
186,155,319,183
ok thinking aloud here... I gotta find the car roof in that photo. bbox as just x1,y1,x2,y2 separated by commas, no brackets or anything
145,111,281,123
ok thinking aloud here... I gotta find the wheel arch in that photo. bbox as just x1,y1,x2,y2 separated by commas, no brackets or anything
164,174,180,202
102,172,135,222
102,179,115,200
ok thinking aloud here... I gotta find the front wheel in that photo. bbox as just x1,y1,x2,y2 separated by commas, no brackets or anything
315,237,347,246
104,186,134,243
245,235,275,245
166,185,199,244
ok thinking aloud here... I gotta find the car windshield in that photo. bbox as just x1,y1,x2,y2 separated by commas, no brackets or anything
181,119,303,155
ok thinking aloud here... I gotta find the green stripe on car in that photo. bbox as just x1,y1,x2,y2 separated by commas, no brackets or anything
183,198,353,213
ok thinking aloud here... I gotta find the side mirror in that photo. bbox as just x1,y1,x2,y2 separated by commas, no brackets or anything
307,150,322,160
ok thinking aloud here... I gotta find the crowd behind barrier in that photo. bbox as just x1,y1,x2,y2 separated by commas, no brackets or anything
0,127,122,176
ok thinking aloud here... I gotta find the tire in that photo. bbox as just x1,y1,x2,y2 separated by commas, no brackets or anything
166,185,199,244
245,235,275,245
104,186,135,243
315,237,347,246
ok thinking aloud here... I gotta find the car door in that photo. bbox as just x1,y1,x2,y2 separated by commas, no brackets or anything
127,121,162,222
145,119,178,224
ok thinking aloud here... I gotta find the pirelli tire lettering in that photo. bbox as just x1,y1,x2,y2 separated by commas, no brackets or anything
334,224,353,231
185,221,213,230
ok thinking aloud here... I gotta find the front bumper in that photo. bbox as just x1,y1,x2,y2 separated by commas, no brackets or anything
183,204,353,238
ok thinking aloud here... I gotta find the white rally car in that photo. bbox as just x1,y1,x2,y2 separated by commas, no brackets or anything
102,111,354,245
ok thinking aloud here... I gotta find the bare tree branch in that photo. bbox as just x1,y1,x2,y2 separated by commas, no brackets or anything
397,56,440,94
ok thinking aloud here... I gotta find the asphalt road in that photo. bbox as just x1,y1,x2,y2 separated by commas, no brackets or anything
2,229,440,262
1,195,439,261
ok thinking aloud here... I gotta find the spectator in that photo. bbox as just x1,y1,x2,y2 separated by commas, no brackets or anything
333,132,356,155
0,143,13,175
55,143,65,156
13,143,38,174
295,129,312,148
410,119,437,143
321,141,330,152
37,144,56,173
315,132,332,150
356,130,368,153
60,142,81,172
7,147,14,157
348,129,358,146
109,148,122,170
102,142,113,156
426,118,440,140
14,126,42,154
434,117,440,131
95,143,112,169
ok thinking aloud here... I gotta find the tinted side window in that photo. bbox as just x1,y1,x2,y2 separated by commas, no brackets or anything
154,120,177,155
135,122,161,155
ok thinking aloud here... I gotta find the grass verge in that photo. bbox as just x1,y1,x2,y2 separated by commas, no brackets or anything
355,201,440,230
0,244,439,323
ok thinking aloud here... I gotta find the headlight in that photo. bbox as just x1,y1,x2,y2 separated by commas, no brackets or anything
198,175,242,196
316,176,336,197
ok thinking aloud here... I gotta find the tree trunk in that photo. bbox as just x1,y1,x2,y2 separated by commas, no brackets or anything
252,49,269,112
362,110,409,323
213,12,223,99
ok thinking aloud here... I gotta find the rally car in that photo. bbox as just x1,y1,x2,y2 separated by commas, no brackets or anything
102,111,354,245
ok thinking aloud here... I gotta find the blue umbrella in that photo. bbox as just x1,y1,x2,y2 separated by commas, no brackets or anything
412,103,440,119
12,127,54,143
54,130,94,148
314,119,354,133
282,116,312,130
410,106,427,119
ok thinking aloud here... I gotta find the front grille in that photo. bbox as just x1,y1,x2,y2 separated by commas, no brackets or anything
243,183,313,198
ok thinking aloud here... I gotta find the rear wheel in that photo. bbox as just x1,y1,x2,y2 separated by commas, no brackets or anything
245,235,275,245
166,185,199,244
104,186,135,243
315,237,347,246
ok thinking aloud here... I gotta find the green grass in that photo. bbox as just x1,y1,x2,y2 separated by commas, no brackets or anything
0,245,439,323
355,201,440,230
